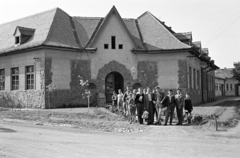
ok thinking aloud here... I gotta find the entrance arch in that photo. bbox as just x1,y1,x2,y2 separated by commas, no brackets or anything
105,72,124,103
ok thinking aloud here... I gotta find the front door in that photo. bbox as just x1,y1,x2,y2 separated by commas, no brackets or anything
105,72,124,103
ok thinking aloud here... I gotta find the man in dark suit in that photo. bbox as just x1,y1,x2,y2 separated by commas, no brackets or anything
162,89,176,125
145,87,155,125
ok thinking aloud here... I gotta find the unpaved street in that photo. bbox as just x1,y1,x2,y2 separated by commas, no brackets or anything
0,120,239,158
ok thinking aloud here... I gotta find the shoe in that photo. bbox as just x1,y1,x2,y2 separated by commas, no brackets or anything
154,122,159,125
164,124,167,126
170,123,172,125
176,123,180,125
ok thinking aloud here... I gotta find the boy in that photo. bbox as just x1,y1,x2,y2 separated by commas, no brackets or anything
128,93,136,123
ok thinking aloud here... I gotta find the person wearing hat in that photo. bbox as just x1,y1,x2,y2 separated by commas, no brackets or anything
175,88,184,125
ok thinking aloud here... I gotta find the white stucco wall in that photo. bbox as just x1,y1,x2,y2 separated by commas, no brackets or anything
90,13,137,80
136,52,186,89
0,50,45,91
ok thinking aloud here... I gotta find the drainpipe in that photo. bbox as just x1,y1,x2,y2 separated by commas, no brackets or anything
201,64,210,103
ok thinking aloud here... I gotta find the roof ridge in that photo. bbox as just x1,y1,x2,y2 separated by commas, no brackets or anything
73,16,102,19
0,7,59,27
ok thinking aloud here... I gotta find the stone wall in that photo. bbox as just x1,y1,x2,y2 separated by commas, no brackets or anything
137,61,158,88
0,90,44,108
45,89,98,108
96,60,134,93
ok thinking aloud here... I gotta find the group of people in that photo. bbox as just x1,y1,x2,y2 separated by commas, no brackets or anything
111,85,193,125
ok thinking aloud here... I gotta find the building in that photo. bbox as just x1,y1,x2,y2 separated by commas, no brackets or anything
215,68,240,97
0,6,218,108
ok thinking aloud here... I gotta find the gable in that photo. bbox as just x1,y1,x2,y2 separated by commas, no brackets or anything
88,6,137,49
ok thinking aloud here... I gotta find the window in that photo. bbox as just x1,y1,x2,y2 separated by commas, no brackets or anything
111,36,116,49
26,66,34,90
11,67,19,90
189,67,192,89
230,84,233,91
0,69,5,91
15,36,20,44
119,44,123,49
193,68,196,89
104,44,108,49
215,83,218,91
226,84,229,91
197,70,200,89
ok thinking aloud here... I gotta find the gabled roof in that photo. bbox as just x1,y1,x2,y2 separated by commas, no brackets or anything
0,4,216,68
86,6,139,49
215,68,234,79
13,26,35,36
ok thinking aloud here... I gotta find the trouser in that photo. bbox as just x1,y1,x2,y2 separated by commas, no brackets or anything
176,107,183,125
136,103,144,124
165,107,175,125
153,105,158,121
147,101,154,124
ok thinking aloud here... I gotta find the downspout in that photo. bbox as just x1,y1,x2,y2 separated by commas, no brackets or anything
201,64,210,103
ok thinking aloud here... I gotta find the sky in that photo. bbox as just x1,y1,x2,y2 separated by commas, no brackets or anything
0,0,239,68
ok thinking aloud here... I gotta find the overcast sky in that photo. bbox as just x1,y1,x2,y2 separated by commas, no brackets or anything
0,0,239,68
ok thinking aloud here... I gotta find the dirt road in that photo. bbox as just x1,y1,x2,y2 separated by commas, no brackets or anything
0,120,239,158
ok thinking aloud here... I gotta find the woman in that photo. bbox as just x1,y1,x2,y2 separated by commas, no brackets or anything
135,88,144,124
117,89,124,114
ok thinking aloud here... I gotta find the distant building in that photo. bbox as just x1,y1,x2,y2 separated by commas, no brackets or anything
0,6,218,108
215,68,240,97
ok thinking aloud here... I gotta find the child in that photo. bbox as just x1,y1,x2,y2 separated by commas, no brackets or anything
184,93,193,124
117,89,124,114
128,93,136,124
111,91,117,107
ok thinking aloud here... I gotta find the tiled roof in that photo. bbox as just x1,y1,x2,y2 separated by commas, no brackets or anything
0,8,57,53
0,6,206,54
136,11,191,50
215,68,234,79
72,17,102,48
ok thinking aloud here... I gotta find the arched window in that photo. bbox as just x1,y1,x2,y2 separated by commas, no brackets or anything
132,83,142,90
88,83,96,89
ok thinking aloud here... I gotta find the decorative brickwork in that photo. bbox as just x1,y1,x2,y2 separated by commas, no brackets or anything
44,59,98,108
178,60,188,89
137,61,158,88
96,60,134,93
45,58,52,86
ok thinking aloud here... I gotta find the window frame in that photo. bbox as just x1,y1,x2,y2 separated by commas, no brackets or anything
0,69,5,91
111,36,116,49
11,67,19,90
26,65,34,90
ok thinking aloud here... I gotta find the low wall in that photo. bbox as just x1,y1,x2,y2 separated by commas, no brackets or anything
0,90,44,108
46,89,98,108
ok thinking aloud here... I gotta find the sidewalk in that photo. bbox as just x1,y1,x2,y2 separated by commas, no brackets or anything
197,96,240,107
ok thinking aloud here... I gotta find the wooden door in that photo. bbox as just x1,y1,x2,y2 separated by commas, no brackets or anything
106,73,115,103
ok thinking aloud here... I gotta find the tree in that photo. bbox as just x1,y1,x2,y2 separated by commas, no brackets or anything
232,62,240,82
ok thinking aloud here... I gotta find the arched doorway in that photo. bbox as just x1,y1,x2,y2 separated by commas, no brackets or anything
105,72,124,103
